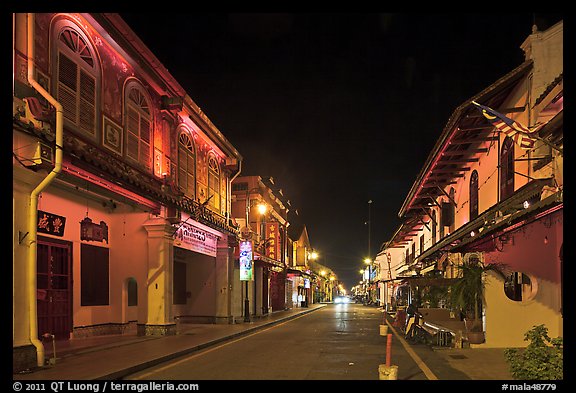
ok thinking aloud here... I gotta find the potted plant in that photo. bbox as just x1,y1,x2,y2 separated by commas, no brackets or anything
449,257,506,344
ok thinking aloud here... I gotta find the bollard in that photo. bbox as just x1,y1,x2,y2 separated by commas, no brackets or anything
378,364,398,380
42,333,56,366
379,324,388,336
378,332,398,380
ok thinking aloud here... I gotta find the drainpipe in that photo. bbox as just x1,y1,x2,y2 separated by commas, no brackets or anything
26,12,64,367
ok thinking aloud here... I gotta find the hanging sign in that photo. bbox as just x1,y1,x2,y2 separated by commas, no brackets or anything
174,222,219,257
265,222,281,261
37,210,66,237
239,240,254,281
80,216,108,243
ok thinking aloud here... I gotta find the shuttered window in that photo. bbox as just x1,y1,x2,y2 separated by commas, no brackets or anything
178,133,196,199
125,87,152,170
207,154,220,210
500,137,515,200
56,27,97,137
81,244,109,306
470,170,479,220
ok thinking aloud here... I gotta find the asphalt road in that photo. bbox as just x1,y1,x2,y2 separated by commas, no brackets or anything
124,303,454,381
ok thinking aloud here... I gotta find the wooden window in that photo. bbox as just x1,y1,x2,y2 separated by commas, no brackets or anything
419,235,424,255
56,27,97,137
470,170,479,220
80,244,109,306
178,132,196,199
173,261,187,305
125,84,152,170
207,153,220,210
500,136,515,200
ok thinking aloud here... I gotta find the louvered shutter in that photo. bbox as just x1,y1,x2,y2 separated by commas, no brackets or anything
140,117,151,170
126,107,139,161
79,70,96,135
58,52,77,123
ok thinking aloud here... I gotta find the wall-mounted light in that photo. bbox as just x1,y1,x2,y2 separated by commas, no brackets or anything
523,200,530,209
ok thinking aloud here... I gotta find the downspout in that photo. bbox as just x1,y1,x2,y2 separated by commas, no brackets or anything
27,13,64,367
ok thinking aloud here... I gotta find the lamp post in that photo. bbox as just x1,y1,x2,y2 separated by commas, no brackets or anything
364,258,373,304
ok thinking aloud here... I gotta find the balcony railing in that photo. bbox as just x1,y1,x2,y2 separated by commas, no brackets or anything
411,177,558,267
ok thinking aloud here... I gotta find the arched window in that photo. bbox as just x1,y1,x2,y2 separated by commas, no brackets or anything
207,153,220,210
500,136,515,200
125,81,152,170
470,170,479,220
178,131,196,199
53,22,99,137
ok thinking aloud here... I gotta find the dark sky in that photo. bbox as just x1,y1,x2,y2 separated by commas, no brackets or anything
119,13,563,289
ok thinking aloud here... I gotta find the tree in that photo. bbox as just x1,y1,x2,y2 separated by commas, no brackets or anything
449,257,506,332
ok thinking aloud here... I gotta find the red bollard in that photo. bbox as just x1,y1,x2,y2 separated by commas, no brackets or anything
386,333,392,367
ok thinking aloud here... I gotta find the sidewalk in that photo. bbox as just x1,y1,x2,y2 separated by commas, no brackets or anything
13,304,326,380
380,309,514,381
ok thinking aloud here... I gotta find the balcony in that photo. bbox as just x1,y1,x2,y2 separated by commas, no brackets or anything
411,177,559,268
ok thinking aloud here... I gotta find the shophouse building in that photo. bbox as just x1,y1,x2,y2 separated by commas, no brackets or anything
13,13,242,372
230,175,290,320
377,21,563,348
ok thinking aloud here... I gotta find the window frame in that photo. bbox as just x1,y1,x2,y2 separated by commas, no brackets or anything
177,130,197,199
124,80,153,171
52,20,100,139
500,136,515,200
470,170,479,220
207,152,221,210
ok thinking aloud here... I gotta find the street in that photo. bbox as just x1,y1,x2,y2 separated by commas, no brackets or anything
124,303,462,380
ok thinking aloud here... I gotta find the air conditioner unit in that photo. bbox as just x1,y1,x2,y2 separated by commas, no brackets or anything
16,138,54,170
166,206,181,224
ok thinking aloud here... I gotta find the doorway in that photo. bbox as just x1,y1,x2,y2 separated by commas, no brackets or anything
37,237,72,339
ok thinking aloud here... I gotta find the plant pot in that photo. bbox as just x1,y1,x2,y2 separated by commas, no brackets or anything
466,331,485,344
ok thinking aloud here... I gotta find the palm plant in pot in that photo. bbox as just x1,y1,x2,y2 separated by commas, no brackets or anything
449,257,506,344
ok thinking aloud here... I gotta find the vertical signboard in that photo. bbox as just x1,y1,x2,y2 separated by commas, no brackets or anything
240,240,254,281
265,222,281,260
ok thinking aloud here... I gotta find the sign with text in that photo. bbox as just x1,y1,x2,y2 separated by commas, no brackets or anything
37,210,66,237
265,222,281,261
239,240,254,281
174,222,219,257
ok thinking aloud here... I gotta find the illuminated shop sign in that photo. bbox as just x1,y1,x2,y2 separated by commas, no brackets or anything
304,278,310,289
239,240,254,281
265,222,281,260
174,222,219,257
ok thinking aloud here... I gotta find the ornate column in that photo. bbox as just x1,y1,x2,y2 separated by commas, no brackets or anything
140,217,176,336
214,237,233,324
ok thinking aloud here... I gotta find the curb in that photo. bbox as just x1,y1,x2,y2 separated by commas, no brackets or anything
97,305,326,380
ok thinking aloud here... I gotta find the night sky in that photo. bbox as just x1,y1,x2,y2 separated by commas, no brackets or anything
119,13,563,289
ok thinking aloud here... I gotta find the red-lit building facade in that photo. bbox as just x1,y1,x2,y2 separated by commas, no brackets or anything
377,21,563,348
13,13,242,372
230,176,290,319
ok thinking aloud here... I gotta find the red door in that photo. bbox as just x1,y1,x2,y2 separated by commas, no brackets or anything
37,238,72,339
